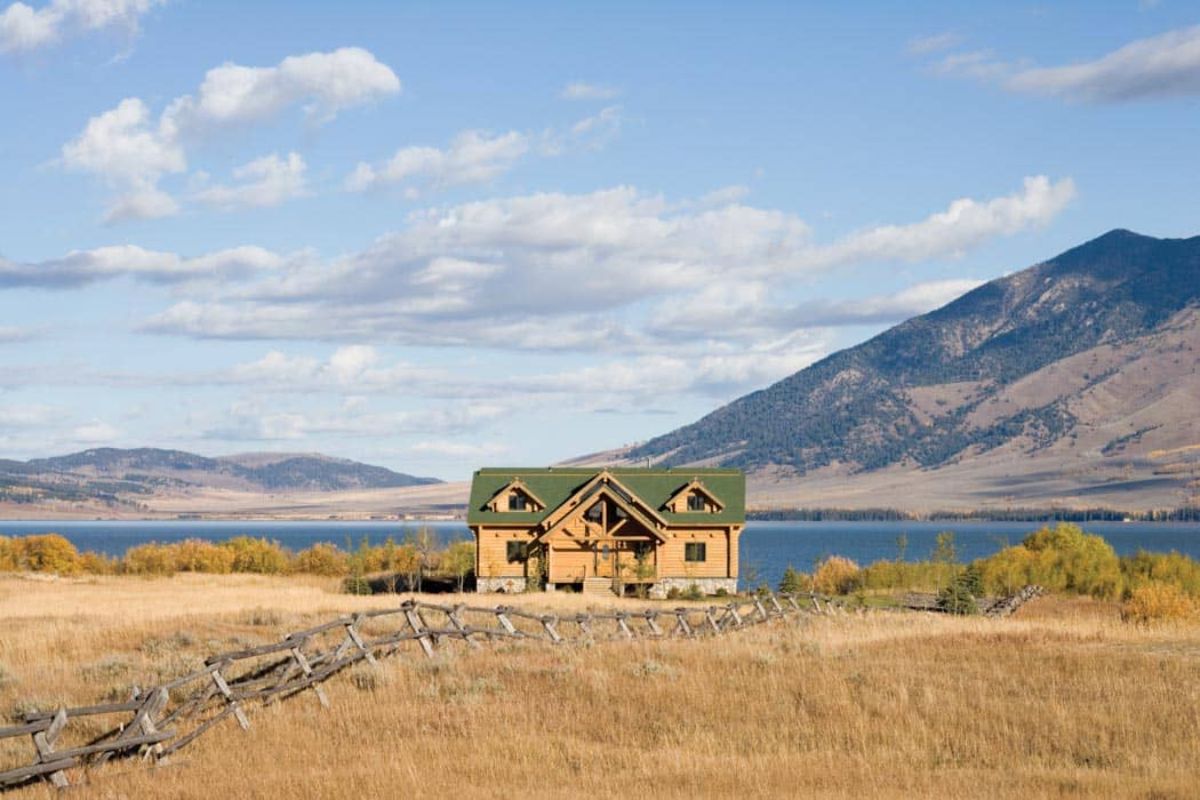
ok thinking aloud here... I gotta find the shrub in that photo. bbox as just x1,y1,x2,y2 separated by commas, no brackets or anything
682,583,703,601
974,523,1122,599
0,537,17,571
812,556,861,596
294,542,350,576
171,539,235,573
122,543,177,576
974,545,1038,596
1120,550,1200,598
937,572,979,615
858,560,945,592
343,576,373,595
78,551,116,574
220,537,289,575
12,534,82,574
1122,582,1196,625
441,540,475,591
779,565,809,595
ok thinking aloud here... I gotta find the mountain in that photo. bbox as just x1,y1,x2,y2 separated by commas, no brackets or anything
0,448,445,518
620,230,1200,511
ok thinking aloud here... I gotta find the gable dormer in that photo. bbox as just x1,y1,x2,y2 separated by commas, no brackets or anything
485,478,546,513
664,479,725,514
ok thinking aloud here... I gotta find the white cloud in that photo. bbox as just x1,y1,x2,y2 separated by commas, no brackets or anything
0,244,282,287
0,403,56,426
60,97,185,222
934,25,1200,103
202,398,506,443
648,278,985,343
560,81,620,100
194,151,309,210
0,0,164,54
61,47,399,220
161,47,401,133
408,440,510,459
1008,25,1200,102
907,31,961,55
140,176,1073,351
0,325,36,342
73,419,120,443
541,106,623,155
570,105,621,142
222,346,453,394
346,130,528,194
802,176,1076,268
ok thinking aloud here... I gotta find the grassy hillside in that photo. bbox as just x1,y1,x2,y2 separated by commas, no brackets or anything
0,448,442,515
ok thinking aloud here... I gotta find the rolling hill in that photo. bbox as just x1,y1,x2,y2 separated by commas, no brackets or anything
609,229,1200,511
0,448,447,518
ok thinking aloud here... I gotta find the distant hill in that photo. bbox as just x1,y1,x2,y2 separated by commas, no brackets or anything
616,230,1200,511
0,447,442,516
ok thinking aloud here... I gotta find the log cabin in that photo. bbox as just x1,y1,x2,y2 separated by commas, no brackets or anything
467,467,744,597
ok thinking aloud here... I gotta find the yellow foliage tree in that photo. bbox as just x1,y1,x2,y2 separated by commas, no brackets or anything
1122,582,1196,625
294,542,350,576
812,556,861,596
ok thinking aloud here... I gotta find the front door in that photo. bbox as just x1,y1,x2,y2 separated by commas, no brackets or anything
593,540,615,578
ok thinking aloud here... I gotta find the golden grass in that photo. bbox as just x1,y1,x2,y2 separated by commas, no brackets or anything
2,575,1199,798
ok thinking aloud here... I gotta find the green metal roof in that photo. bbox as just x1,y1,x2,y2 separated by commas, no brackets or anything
466,467,745,526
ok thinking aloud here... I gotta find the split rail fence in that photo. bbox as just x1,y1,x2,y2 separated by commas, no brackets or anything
0,585,1041,792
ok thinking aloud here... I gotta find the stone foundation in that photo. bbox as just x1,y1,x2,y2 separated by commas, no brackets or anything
475,576,528,593
648,577,738,599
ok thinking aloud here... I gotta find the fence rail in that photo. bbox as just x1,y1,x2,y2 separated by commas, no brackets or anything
0,585,1041,792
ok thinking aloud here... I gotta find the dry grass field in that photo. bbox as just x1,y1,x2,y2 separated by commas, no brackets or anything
2,574,1199,799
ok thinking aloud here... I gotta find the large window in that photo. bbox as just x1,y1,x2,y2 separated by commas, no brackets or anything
507,493,527,511
686,493,705,512
684,542,707,562
506,541,526,563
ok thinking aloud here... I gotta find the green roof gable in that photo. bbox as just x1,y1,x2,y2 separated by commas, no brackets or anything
466,467,745,527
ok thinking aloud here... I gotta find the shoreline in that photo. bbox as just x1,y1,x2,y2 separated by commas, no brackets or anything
5,508,1200,524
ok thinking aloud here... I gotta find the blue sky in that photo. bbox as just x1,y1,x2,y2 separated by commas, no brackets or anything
1,0,1198,480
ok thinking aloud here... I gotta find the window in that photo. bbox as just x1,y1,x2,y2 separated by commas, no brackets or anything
600,544,610,561
506,541,526,563
507,492,527,511
686,493,705,512
685,542,707,562
585,502,603,522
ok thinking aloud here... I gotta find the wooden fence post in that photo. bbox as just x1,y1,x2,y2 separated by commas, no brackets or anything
753,596,769,622
767,592,785,616
494,607,518,636
540,615,562,643
447,605,481,649
643,611,663,637
31,708,69,789
334,614,378,666
288,639,330,709
209,665,250,731
402,601,436,658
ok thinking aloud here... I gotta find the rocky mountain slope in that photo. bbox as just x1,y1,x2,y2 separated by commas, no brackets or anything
619,230,1200,511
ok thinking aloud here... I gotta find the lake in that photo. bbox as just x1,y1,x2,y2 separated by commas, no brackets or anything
3,518,1199,590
